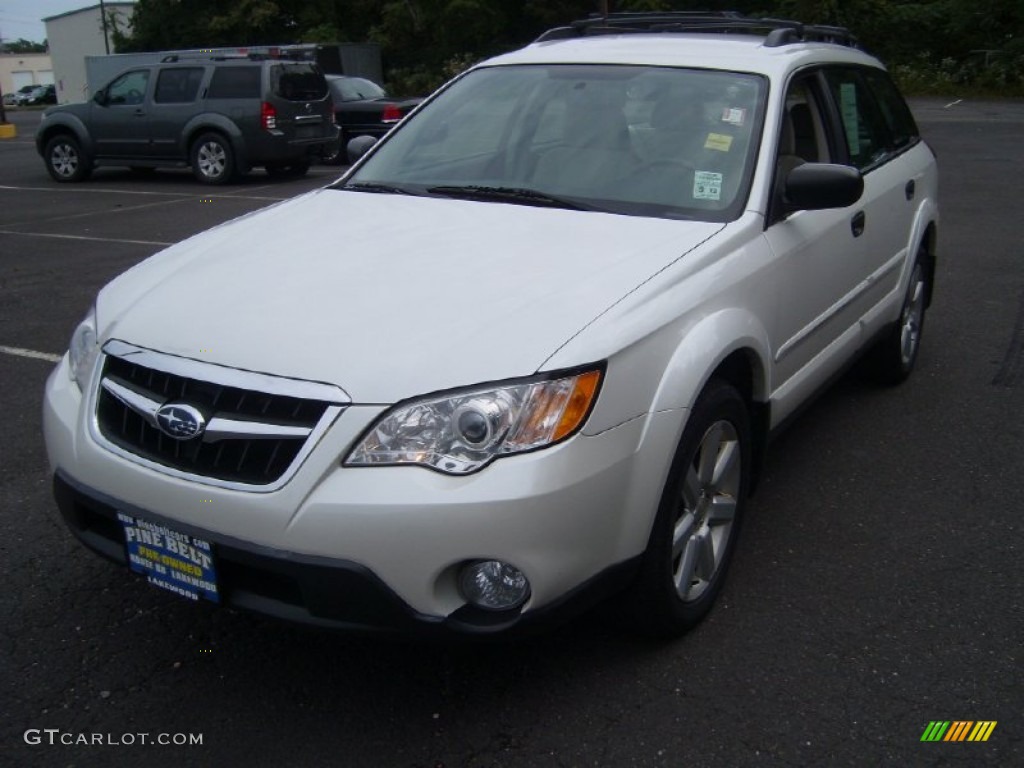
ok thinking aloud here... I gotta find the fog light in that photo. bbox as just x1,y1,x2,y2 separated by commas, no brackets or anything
459,560,530,611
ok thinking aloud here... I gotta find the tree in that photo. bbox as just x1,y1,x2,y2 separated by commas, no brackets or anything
1,38,48,53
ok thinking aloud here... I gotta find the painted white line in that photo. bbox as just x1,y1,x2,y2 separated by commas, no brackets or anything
0,345,62,363
943,98,963,109
0,184,287,202
0,230,172,246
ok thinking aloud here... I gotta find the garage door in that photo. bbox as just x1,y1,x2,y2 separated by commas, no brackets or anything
12,71,35,90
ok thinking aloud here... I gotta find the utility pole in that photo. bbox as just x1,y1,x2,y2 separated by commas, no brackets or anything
99,0,111,54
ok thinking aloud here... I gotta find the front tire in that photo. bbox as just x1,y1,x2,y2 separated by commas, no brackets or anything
190,133,235,185
627,379,751,638
44,134,92,182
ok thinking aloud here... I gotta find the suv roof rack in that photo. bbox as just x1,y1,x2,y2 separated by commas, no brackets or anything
160,51,312,64
535,11,859,49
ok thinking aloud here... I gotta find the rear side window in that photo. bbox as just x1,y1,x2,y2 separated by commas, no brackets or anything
154,68,204,103
824,68,894,171
272,64,328,101
207,66,261,99
860,68,919,150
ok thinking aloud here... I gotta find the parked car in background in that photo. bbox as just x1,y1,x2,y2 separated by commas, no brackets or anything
322,75,422,164
11,84,39,105
23,84,57,105
35,55,338,184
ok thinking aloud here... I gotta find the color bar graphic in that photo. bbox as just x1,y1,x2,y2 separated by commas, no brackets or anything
920,720,996,742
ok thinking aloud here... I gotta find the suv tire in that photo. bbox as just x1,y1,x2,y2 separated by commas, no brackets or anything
44,134,92,183
191,133,235,185
627,379,751,638
864,255,929,385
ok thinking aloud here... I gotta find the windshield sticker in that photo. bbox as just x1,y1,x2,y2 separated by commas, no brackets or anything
721,107,747,126
704,133,733,152
839,82,860,155
694,171,723,201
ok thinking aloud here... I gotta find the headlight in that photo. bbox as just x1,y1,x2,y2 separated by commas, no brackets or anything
68,307,99,392
345,366,603,474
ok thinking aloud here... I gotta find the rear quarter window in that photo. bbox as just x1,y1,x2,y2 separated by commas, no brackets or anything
273,64,328,101
207,66,261,99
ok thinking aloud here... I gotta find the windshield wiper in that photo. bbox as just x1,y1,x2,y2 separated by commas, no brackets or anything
338,181,419,196
426,185,598,211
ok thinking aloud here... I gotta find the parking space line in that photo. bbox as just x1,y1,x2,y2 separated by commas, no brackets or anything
0,345,62,363
0,230,172,246
20,196,195,228
0,184,288,202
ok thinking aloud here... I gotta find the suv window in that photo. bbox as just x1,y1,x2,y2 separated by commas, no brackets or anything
207,66,261,99
154,67,204,104
272,64,328,101
824,68,896,170
860,68,920,150
107,70,150,106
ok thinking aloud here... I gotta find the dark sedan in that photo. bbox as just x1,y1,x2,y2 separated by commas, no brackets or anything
323,75,422,164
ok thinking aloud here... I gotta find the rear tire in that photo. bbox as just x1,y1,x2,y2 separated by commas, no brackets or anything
626,379,751,638
44,134,92,182
191,133,235,185
863,257,929,385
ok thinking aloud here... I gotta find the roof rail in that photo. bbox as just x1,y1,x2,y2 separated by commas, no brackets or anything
535,12,859,49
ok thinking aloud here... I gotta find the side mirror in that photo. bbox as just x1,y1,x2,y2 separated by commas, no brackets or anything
784,163,863,212
347,135,378,164
93,89,107,106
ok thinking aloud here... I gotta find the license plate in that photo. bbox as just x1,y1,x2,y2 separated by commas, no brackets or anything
295,125,319,139
118,512,219,603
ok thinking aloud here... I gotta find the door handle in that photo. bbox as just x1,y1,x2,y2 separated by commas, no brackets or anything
905,180,916,200
851,211,866,237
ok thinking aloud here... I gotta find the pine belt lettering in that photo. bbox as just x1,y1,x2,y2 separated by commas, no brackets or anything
124,525,213,572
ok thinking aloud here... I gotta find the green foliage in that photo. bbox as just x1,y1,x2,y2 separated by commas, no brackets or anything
1,38,48,53
112,0,1024,95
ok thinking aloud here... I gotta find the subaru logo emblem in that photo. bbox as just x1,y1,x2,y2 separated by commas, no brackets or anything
155,403,206,441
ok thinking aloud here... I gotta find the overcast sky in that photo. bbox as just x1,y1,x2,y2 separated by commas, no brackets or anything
1,1,133,44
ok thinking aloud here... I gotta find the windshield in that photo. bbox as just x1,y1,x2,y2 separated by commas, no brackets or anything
337,64,765,221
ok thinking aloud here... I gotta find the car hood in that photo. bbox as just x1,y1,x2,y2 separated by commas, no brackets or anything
98,190,722,403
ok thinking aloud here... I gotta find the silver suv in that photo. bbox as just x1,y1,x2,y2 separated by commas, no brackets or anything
43,13,937,638
35,56,339,184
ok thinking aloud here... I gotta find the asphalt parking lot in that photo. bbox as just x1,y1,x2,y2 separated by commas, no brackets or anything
1,101,1022,767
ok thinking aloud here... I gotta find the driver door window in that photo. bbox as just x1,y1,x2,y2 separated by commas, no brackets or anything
106,70,150,106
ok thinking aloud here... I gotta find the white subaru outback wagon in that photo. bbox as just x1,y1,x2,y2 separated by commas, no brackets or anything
43,13,938,637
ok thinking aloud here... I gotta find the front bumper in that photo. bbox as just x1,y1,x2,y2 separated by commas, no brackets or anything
44,354,682,634
54,471,643,635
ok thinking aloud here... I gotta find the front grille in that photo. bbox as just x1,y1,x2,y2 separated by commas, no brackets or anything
95,351,340,486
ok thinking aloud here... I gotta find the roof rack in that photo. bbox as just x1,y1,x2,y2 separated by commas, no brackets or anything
160,51,313,64
535,12,859,49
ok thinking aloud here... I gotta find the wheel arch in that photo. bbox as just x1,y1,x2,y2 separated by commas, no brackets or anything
37,117,93,158
183,115,246,166
647,309,772,492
